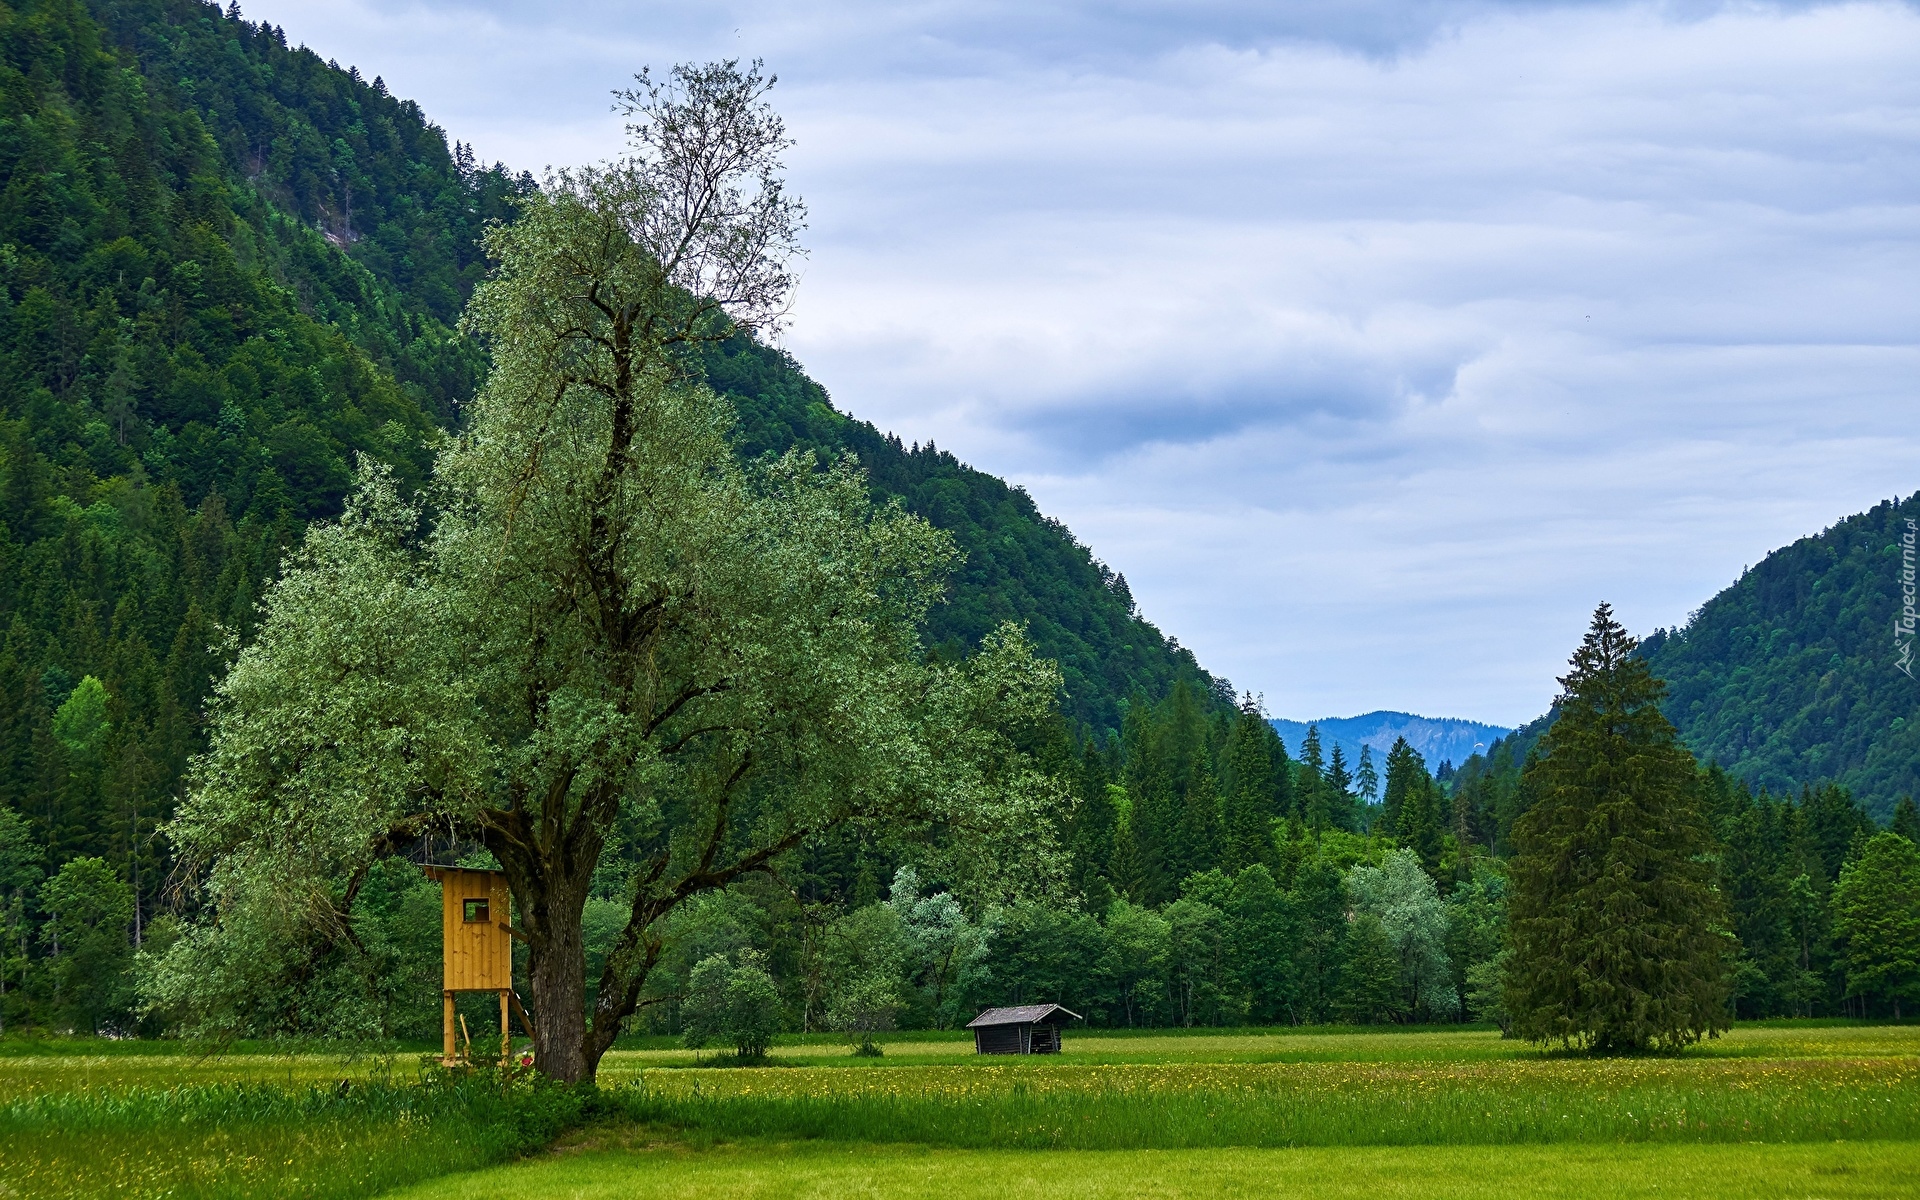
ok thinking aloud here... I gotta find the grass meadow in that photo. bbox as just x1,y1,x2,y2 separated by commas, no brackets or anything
386,1137,1920,1200
3,1023,1918,1198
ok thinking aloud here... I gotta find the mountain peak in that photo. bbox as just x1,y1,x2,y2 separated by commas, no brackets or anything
1268,711,1513,771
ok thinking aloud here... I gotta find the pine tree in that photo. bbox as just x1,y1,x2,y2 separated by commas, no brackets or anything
1299,726,1328,829
1506,604,1731,1052
1381,737,1424,832
1133,770,1177,905
1334,912,1402,1024
1174,766,1223,884
1222,699,1277,873
1068,743,1117,912
1327,745,1354,830
1107,791,1146,903
1356,744,1380,808
1891,796,1920,846
1397,774,1443,876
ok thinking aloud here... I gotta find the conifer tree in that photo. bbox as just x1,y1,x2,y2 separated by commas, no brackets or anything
1133,771,1178,905
1505,604,1730,1052
1891,797,1920,847
1068,744,1118,911
1381,737,1424,832
1397,774,1443,876
1107,792,1146,902
1299,726,1328,829
1356,745,1380,808
1327,745,1355,831
1175,766,1223,883
1222,699,1277,873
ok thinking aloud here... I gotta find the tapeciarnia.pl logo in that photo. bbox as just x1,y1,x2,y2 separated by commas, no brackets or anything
1898,517,1917,680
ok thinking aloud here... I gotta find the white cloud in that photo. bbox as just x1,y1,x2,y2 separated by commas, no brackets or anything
240,0,1920,725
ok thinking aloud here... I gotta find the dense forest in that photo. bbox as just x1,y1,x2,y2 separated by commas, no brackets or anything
1643,491,1920,819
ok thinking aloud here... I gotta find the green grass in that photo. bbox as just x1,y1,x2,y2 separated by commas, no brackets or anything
615,1055,1920,1148
0,1070,586,1200
378,1135,1920,1199
4,1023,1918,1198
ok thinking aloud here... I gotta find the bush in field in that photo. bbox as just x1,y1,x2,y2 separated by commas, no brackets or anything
828,972,899,1055
684,951,782,1059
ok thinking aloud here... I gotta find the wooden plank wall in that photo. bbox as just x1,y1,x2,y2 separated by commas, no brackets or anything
438,870,512,991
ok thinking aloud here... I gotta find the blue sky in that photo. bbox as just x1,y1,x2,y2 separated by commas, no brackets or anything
242,0,1920,726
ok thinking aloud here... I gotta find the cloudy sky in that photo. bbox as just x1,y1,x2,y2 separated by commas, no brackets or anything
243,0,1920,727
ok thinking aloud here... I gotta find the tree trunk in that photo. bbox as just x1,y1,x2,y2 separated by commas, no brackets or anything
520,868,594,1083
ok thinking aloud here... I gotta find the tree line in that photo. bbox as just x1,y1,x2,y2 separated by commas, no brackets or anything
9,607,1919,1042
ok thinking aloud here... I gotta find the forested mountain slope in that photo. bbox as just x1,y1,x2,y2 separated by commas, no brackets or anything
0,0,1223,937
1642,491,1920,819
90,0,1223,736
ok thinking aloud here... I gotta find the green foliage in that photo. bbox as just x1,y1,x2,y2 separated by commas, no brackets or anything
47,677,106,754
37,856,131,1033
1507,606,1731,1052
1348,849,1455,1020
683,950,783,1060
822,903,906,1051
156,71,1069,1086
1333,912,1402,1024
1831,832,1920,1017
0,0,513,1034
3,1069,589,1200
1643,491,1920,818
886,866,990,1031
711,331,1229,737
1445,864,1509,1027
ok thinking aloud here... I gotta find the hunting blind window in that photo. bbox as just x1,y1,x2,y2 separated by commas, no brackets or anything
463,898,490,924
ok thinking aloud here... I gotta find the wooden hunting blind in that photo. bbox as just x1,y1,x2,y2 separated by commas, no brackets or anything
967,1004,1081,1054
423,866,531,1065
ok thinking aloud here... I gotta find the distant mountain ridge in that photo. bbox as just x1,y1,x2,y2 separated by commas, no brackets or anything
1268,712,1513,773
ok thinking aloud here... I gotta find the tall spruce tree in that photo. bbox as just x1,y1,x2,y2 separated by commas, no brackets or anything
1175,766,1223,884
1299,726,1328,829
1505,604,1731,1052
1397,773,1443,876
1068,744,1118,911
1222,699,1277,873
1381,737,1423,832
1356,745,1380,808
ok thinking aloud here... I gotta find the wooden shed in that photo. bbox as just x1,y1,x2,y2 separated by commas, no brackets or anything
967,1004,1082,1054
423,865,528,1065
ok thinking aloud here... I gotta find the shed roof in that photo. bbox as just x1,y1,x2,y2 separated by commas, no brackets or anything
966,1004,1083,1028
422,865,505,880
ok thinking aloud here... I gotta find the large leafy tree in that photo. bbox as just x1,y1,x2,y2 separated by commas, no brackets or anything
156,63,1064,1082
1505,604,1730,1052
